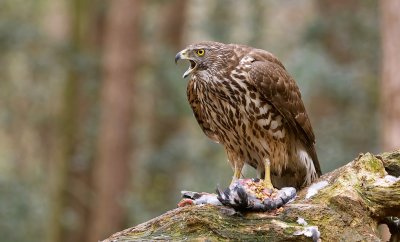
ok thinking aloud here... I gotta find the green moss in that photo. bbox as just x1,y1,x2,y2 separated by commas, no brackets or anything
358,153,385,175
381,150,400,161
283,225,297,235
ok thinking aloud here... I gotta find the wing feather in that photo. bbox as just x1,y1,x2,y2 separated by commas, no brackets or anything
247,51,321,175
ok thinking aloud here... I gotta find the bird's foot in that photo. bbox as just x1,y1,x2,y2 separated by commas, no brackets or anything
178,178,296,212
216,178,296,211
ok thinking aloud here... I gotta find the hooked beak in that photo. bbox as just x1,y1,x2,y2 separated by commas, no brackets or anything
175,49,197,78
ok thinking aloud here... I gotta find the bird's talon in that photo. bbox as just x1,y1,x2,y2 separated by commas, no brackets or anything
215,178,296,211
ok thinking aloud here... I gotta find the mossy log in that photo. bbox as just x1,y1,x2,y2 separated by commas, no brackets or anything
104,150,400,241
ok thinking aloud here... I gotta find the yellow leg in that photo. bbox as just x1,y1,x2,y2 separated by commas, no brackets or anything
231,162,243,185
263,159,274,190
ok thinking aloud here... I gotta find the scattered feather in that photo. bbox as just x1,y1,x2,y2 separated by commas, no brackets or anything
294,226,321,242
373,175,400,187
306,181,329,199
297,217,308,226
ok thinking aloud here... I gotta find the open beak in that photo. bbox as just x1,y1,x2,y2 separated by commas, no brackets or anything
175,49,197,78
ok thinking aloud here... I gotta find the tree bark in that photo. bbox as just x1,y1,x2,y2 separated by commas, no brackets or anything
103,150,400,241
87,1,141,241
380,0,400,151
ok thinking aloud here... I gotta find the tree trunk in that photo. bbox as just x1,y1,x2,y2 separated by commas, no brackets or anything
103,150,400,241
151,0,188,146
159,0,187,50
46,1,82,241
379,2,400,240
87,1,141,241
380,0,400,151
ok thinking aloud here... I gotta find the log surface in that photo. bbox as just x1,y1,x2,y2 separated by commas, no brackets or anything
103,150,400,242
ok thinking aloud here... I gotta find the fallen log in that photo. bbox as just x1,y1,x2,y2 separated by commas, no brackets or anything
103,150,400,241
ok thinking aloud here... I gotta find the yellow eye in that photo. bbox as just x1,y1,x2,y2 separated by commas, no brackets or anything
196,49,205,56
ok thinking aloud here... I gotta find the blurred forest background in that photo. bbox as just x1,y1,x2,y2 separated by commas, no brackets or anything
0,0,399,241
